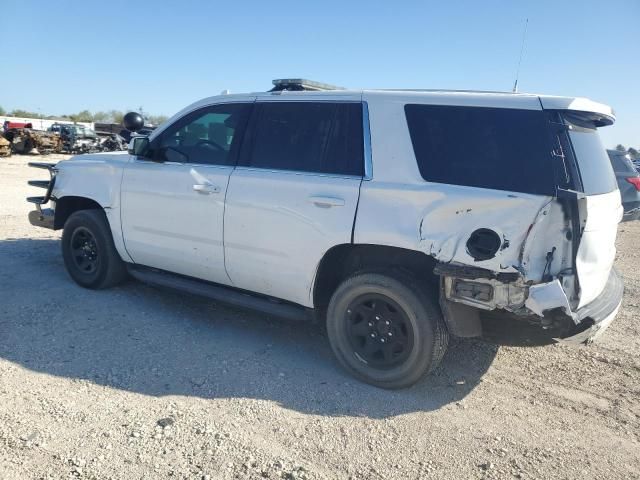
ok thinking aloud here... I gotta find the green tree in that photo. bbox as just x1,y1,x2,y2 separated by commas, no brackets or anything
70,110,94,122
109,110,125,124
0,106,5,116
628,147,639,159
148,114,168,126
616,144,627,152
9,109,40,118
92,111,110,122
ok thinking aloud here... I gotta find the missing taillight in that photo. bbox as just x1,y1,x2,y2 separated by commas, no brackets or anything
625,177,640,191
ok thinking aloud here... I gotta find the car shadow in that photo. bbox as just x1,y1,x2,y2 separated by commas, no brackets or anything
0,238,498,418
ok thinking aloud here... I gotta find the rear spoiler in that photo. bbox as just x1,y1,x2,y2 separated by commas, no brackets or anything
539,96,615,127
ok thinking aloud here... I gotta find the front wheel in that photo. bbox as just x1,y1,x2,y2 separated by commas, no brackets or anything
61,209,127,289
326,272,448,389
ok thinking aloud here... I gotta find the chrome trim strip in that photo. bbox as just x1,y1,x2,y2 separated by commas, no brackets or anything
362,101,373,180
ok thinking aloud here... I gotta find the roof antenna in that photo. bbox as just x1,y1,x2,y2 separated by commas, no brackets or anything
512,18,529,93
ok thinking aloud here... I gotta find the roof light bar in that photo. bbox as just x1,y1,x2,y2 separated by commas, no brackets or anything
270,78,344,92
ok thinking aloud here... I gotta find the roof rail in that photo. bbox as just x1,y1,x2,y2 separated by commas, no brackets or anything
270,78,344,92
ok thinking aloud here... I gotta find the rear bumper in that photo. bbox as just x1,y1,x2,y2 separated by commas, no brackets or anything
557,268,624,344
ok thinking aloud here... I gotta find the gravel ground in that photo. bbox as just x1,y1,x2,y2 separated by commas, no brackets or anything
1,153,639,480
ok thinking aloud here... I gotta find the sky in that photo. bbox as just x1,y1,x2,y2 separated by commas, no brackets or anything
1,0,638,148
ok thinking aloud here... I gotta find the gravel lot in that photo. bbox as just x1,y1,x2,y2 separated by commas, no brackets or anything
1,153,639,480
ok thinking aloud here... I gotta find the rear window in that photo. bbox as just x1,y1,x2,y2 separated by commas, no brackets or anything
564,115,617,195
404,104,555,195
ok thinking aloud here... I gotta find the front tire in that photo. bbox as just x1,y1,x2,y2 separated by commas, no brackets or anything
61,209,127,289
326,272,448,389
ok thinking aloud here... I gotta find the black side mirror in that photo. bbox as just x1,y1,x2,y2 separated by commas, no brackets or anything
128,136,149,156
123,112,145,132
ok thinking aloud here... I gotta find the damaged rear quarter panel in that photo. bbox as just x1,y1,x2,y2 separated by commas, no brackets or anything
355,93,576,317
354,181,566,283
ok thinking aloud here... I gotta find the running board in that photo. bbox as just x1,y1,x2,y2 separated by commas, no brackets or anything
126,265,312,323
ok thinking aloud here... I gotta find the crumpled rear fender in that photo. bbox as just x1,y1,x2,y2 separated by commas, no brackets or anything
355,182,575,317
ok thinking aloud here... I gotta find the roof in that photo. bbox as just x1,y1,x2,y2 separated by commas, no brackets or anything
156,84,615,137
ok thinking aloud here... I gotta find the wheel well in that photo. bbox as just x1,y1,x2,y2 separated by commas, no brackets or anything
53,196,103,229
313,244,439,309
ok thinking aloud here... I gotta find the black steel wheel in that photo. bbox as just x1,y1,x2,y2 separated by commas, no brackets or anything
69,226,100,274
326,272,449,389
62,209,127,289
346,294,414,369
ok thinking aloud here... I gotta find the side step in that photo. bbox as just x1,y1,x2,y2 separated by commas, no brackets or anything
126,265,313,323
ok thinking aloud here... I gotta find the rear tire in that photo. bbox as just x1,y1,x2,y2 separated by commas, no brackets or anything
61,209,127,289
326,272,448,389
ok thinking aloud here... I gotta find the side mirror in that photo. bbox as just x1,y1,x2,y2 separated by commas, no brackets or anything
128,136,149,156
123,112,144,132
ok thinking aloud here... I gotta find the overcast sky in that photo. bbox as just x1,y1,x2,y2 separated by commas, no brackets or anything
2,0,638,148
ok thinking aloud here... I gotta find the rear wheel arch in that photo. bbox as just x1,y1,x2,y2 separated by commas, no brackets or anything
312,244,440,310
54,196,104,230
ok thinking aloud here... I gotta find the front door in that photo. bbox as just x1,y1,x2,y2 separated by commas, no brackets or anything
120,101,252,284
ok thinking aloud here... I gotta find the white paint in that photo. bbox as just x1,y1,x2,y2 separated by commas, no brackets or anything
525,279,573,317
46,88,621,323
224,167,361,307
120,158,234,285
575,190,623,308
52,152,131,262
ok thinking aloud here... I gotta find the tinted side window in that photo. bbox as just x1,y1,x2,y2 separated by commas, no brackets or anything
155,103,251,165
404,104,556,195
245,102,363,176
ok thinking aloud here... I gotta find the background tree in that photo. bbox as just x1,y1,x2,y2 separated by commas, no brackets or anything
9,109,40,118
69,110,94,123
109,110,125,124
628,147,639,159
148,114,169,126
0,106,5,116
91,111,110,122
616,144,627,152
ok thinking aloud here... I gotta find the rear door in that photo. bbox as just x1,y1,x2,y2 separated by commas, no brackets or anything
223,100,364,307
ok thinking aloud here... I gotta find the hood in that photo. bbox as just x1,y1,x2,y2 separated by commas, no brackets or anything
58,151,130,167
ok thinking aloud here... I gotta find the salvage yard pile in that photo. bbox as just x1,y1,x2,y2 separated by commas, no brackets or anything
4,128,63,155
0,154,639,479
0,135,10,156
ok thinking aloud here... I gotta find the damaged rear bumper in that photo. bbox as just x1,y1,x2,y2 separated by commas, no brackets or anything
555,268,623,344
439,263,623,344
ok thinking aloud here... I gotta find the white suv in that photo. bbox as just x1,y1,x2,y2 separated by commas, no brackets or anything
27,79,624,388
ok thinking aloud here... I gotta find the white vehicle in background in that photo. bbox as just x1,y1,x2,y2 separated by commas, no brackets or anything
27,79,623,388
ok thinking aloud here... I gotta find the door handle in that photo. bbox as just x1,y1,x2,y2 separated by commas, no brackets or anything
308,195,345,208
193,183,220,194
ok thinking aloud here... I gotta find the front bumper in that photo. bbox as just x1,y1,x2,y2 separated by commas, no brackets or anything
556,268,624,344
28,208,55,229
